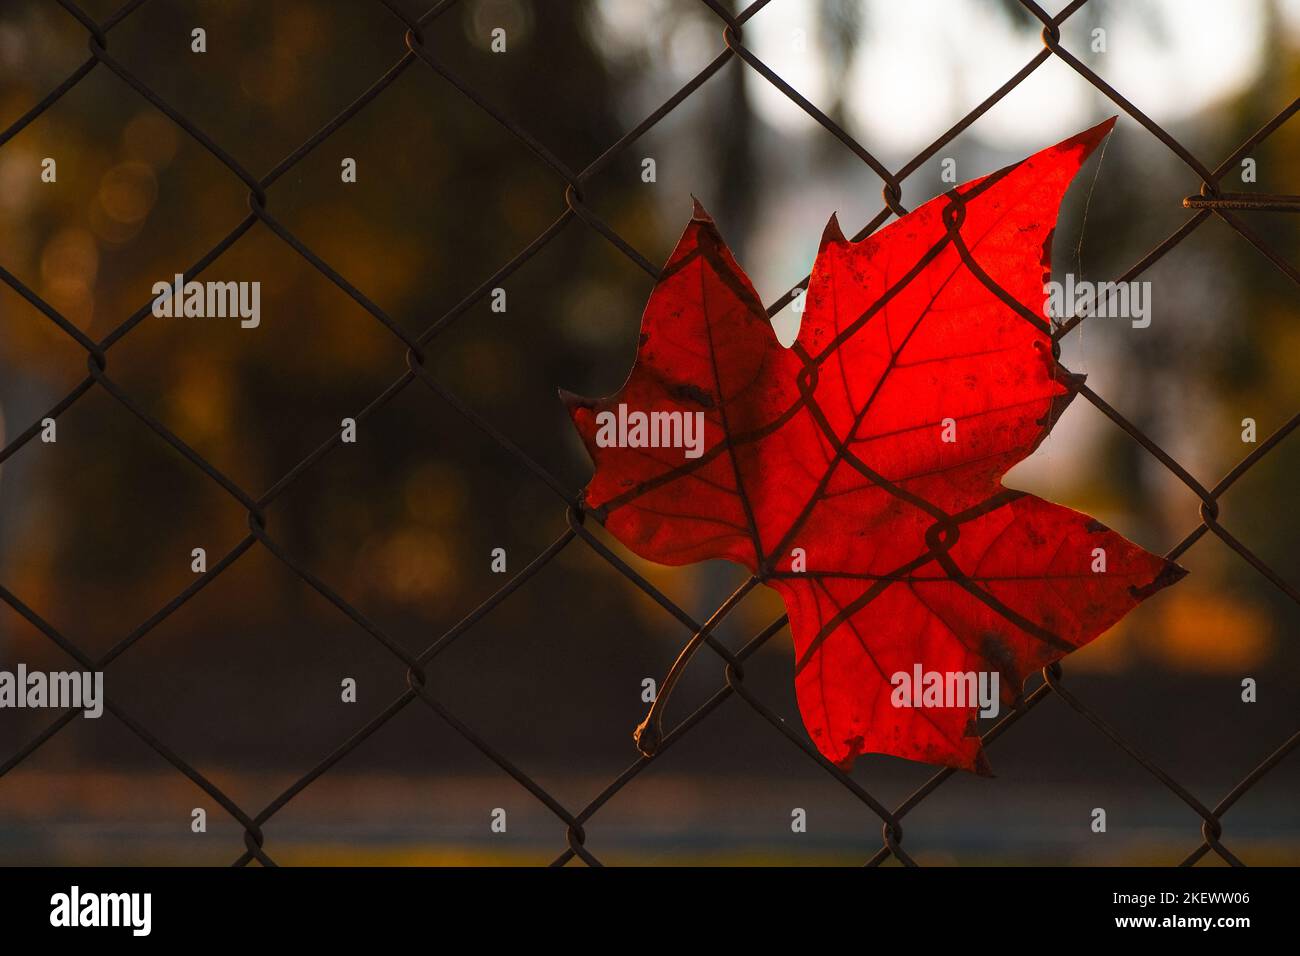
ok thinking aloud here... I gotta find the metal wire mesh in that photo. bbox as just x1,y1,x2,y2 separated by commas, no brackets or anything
0,0,1296,867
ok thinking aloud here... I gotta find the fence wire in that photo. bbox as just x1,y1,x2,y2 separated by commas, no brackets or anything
0,0,1297,867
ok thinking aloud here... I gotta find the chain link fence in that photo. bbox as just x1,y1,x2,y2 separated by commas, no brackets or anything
0,0,1296,866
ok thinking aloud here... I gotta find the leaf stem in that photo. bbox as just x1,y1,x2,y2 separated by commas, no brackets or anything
634,576,757,757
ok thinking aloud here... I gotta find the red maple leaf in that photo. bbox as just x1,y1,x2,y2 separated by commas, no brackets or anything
562,118,1185,774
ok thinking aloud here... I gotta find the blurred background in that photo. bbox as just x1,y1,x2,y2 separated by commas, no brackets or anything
0,0,1297,865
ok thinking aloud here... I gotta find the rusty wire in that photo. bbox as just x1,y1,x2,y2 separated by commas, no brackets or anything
0,0,1296,868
